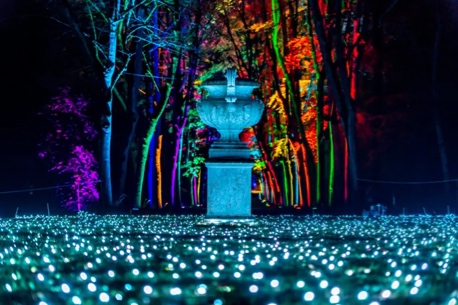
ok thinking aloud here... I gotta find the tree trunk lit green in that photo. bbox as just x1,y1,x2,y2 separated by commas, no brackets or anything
135,58,178,209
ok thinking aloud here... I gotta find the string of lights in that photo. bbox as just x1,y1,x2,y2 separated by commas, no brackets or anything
357,178,458,185
0,181,102,195
1,177,456,195
123,72,187,80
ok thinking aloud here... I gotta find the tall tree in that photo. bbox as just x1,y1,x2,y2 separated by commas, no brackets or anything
129,0,210,208
308,0,365,203
50,0,205,208
59,0,157,205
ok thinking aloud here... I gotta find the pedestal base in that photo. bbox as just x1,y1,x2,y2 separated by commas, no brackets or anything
205,160,253,217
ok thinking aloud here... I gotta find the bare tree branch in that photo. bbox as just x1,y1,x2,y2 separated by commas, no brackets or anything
378,0,400,28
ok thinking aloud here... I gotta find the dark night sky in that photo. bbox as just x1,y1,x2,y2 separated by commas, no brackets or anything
0,0,57,215
1,0,458,215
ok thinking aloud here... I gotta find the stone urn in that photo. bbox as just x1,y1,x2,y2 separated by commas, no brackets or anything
197,68,264,218
197,68,264,159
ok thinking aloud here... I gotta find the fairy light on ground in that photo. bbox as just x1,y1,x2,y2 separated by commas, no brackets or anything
249,285,258,293
99,292,109,302
61,283,70,293
381,289,391,298
143,285,153,294
304,291,315,301
87,283,96,292
357,290,368,300
0,214,456,304
319,280,329,288
330,295,340,303
196,284,207,295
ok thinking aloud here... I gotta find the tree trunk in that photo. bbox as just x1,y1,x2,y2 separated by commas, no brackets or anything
328,122,335,205
346,110,358,198
148,7,161,208
135,57,178,209
309,0,359,202
118,8,145,204
170,109,188,207
100,18,119,206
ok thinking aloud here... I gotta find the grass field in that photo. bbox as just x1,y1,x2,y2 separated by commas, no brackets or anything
0,214,457,305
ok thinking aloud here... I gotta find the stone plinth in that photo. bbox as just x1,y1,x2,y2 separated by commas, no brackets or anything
205,161,253,217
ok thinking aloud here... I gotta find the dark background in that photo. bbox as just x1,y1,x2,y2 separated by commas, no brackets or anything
0,0,58,216
0,0,458,216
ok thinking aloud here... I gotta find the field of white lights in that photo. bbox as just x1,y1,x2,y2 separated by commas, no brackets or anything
0,214,457,305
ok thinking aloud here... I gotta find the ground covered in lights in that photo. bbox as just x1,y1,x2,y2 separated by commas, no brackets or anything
0,214,457,305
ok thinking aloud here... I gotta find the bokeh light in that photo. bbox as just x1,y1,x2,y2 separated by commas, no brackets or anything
0,214,456,304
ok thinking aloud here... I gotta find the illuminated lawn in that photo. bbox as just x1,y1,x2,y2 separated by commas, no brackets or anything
0,214,457,305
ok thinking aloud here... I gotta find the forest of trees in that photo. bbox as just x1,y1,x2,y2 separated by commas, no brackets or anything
2,0,458,214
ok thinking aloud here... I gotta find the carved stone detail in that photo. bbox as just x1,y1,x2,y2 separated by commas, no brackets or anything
197,68,264,148
196,98,264,144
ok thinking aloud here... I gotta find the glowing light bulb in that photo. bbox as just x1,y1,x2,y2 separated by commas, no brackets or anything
304,292,315,301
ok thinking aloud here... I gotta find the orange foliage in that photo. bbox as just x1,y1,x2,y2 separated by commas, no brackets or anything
300,96,329,163
249,21,274,33
284,36,322,74
302,107,318,162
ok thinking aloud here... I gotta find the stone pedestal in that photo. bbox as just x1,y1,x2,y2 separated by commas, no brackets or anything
205,161,253,217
